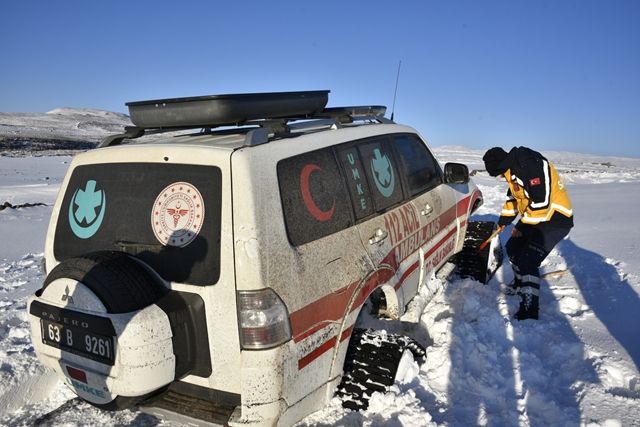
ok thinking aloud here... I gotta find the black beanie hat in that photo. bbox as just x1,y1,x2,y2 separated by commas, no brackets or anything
482,147,509,176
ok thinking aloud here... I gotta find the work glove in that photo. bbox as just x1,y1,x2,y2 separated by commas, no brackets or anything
497,215,515,227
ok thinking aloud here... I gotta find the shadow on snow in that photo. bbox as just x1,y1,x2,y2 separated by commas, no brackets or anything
432,230,599,426
557,239,640,372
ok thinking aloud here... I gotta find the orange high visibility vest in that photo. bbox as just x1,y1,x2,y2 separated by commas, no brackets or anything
501,160,572,225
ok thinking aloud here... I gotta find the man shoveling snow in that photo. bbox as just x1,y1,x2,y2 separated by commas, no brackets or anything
483,146,574,320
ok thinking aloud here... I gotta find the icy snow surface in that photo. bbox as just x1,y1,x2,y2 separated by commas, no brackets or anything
1,136,639,425
0,109,132,155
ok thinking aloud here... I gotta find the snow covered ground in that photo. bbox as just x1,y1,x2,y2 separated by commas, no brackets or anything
1,129,639,425
0,109,131,155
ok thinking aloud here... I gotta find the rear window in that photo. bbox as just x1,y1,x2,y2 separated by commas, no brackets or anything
277,148,353,246
54,163,222,285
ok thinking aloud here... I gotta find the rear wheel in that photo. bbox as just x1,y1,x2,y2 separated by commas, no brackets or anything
337,328,425,411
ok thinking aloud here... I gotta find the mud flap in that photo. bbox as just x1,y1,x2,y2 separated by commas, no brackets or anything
453,221,503,284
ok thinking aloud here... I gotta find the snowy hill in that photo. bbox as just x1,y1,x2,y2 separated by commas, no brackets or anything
0,108,131,154
1,123,639,425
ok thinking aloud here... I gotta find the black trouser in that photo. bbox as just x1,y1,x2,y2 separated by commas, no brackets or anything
506,221,572,290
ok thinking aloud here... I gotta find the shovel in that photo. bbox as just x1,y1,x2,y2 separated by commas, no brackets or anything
477,225,504,252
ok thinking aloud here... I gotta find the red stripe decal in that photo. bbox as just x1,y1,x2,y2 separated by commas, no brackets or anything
298,336,337,370
291,274,374,340
292,192,476,368
394,226,457,289
294,321,335,343
298,325,355,370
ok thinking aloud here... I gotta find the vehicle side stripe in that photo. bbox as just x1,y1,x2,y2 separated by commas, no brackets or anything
294,223,459,368
457,189,482,215
294,321,336,343
292,193,474,339
395,225,459,290
290,269,388,341
292,192,476,366
298,325,354,370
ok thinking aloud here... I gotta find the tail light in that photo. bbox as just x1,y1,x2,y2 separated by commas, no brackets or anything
237,288,292,350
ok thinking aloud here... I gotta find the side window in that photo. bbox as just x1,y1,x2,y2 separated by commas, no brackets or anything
393,134,442,197
278,148,353,246
358,138,404,211
335,145,374,220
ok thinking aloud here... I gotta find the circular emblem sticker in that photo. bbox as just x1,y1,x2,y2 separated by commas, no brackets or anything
68,179,106,239
151,182,205,247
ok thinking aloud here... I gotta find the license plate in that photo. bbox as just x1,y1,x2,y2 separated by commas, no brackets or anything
41,319,115,365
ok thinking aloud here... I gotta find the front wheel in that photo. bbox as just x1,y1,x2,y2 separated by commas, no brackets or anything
453,221,503,283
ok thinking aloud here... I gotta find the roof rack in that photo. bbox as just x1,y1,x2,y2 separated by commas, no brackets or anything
99,91,392,148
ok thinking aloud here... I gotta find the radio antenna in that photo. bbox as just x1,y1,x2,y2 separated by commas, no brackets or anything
390,60,402,121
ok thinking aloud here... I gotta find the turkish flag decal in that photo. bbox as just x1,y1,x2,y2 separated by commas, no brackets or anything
529,177,541,186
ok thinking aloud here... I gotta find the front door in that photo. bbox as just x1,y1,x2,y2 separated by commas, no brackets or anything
390,134,457,300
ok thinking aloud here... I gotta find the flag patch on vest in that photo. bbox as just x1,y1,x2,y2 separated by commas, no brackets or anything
529,177,541,186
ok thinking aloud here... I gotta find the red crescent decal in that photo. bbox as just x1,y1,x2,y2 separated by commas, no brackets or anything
300,163,335,222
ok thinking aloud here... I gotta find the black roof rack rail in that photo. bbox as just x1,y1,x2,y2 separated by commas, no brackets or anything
99,91,394,147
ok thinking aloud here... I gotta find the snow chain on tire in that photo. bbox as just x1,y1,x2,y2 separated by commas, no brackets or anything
453,220,503,283
337,328,426,411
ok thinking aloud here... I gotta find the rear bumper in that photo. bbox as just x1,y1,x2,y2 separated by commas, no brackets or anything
139,381,242,426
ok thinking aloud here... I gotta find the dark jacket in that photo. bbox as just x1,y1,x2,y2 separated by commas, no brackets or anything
497,147,574,228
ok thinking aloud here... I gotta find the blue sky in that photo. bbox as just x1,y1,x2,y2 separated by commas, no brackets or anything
2,1,639,157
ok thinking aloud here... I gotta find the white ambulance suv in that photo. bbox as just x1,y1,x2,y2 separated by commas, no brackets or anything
28,91,488,426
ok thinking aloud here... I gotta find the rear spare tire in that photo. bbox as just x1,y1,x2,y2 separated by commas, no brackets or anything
42,251,168,313
29,251,182,410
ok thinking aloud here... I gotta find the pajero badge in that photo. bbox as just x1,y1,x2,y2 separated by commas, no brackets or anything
151,182,204,247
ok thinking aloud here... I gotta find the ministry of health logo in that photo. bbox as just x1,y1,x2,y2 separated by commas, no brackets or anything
68,180,106,239
151,182,205,247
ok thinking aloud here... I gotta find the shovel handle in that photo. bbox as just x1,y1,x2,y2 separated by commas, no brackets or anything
477,226,503,252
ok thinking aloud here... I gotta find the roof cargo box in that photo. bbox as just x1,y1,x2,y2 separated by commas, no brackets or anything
126,90,330,128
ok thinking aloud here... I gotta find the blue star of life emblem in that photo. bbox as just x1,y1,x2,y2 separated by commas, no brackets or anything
68,180,106,239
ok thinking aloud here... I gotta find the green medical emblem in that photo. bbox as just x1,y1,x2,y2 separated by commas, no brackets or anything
371,148,395,198
68,180,106,239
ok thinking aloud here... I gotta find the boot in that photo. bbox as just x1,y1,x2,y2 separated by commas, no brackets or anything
503,279,521,296
514,287,539,320
504,264,523,296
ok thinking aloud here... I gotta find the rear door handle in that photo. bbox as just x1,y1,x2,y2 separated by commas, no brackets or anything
368,228,388,245
421,203,433,216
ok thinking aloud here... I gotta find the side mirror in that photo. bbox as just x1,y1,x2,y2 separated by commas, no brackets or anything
444,162,469,184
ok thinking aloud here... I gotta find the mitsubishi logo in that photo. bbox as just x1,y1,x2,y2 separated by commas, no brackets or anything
61,285,75,305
